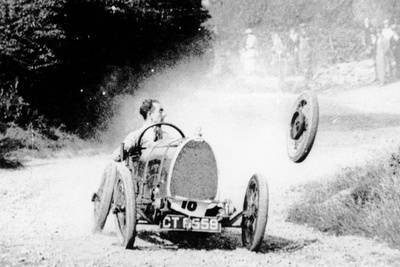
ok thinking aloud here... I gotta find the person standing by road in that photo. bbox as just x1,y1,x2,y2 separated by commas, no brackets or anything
241,28,258,75
298,24,313,81
391,25,400,79
362,18,376,58
289,27,300,75
382,19,395,81
271,32,285,79
210,26,223,76
375,29,386,86
362,18,378,81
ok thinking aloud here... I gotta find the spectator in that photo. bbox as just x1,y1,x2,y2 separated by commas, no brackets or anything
391,25,400,79
210,26,223,76
289,27,300,74
382,19,394,80
375,29,386,86
241,28,258,75
382,19,394,40
362,18,378,82
362,18,376,57
271,32,285,79
298,24,313,80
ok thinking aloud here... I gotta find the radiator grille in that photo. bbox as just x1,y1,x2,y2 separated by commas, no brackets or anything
170,140,218,200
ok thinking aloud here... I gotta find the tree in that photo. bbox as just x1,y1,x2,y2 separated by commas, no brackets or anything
0,0,65,127
0,0,209,136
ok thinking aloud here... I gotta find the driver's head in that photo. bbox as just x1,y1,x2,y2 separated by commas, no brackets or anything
140,99,166,123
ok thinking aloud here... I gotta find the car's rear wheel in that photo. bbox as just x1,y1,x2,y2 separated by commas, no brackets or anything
113,166,137,249
287,90,319,163
241,173,269,252
92,163,117,233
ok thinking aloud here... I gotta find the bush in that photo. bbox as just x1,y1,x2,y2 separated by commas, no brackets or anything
287,149,400,248
0,81,30,125
0,122,83,168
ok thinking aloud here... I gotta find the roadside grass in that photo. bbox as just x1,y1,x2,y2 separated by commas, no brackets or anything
286,148,400,248
0,124,86,169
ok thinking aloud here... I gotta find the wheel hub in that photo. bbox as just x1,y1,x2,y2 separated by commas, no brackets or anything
113,205,126,214
291,111,306,140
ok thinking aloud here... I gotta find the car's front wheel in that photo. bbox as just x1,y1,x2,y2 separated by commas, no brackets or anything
113,166,137,249
92,163,117,233
241,173,269,251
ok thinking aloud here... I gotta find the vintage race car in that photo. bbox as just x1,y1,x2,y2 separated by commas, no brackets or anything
92,122,269,252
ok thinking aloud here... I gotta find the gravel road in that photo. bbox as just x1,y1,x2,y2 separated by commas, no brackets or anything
2,76,400,266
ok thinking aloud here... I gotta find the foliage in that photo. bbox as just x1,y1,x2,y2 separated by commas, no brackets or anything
0,122,83,168
352,0,400,26
0,80,29,124
287,149,400,248
0,76,57,137
0,0,65,75
0,0,209,138
0,0,209,168
0,0,65,132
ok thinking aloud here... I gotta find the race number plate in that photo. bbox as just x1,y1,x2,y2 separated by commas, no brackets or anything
161,215,221,233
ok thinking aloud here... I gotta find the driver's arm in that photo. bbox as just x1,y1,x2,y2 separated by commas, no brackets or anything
122,130,139,151
112,147,122,162
112,130,141,162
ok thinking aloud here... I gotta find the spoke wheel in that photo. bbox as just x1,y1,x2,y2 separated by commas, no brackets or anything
92,163,117,233
287,91,319,163
241,173,269,252
113,166,137,249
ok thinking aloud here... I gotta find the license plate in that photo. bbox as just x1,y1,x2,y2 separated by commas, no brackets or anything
160,215,221,233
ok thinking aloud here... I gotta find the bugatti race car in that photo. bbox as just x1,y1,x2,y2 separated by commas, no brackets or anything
92,122,269,252
287,91,319,163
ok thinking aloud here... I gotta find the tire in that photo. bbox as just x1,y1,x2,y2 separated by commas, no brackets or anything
113,166,137,249
92,162,117,233
241,173,269,252
286,90,319,163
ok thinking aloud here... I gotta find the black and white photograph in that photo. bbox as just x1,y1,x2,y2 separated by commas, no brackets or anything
1,0,400,266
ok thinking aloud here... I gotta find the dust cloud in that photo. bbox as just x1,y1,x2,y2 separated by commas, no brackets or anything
90,50,399,209
99,55,300,206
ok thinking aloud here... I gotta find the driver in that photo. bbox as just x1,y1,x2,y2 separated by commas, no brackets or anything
112,99,166,161
92,99,166,233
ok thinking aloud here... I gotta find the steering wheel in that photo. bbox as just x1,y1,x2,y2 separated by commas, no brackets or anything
135,122,185,150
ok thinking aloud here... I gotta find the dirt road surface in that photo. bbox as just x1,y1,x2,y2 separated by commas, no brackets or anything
2,72,400,266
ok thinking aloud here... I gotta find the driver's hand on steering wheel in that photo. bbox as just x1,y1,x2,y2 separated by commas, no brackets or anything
129,146,142,162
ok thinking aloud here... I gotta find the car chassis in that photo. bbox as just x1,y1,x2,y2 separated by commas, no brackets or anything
94,122,269,252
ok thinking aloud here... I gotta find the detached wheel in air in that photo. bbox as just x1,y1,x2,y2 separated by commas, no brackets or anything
92,163,117,233
287,90,319,163
242,173,269,252
113,166,137,249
